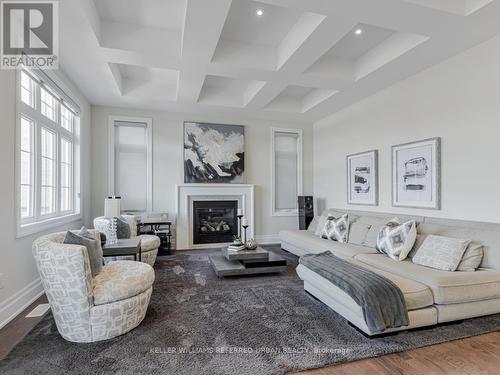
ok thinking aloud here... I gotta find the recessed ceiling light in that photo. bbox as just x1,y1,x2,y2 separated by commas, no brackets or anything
256,9,264,16
355,28,363,35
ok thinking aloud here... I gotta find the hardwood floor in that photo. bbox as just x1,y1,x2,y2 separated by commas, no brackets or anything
296,331,500,375
1,294,499,374
0,294,48,361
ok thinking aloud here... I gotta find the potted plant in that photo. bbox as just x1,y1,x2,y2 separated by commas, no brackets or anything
232,235,242,246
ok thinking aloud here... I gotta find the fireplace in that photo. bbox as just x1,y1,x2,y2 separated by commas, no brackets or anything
192,200,238,244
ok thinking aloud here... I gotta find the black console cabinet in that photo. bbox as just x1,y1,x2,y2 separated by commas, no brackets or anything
137,220,172,255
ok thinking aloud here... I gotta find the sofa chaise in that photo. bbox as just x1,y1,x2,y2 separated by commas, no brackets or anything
280,209,500,336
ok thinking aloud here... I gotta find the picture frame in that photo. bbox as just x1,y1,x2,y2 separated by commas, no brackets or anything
392,137,441,209
347,150,378,206
183,121,245,183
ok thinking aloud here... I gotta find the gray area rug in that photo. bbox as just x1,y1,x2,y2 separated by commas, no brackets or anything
2,246,500,375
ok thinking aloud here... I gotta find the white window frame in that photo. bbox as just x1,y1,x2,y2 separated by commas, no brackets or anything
107,116,153,213
271,127,303,217
15,69,82,238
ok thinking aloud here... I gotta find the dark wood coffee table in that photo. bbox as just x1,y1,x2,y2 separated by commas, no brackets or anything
209,247,287,277
102,238,142,261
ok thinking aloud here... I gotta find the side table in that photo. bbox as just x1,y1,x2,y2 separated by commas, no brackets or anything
102,238,142,261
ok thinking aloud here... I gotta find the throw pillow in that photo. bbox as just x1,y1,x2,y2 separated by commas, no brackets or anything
412,235,471,271
314,214,328,237
407,233,428,258
457,242,484,272
78,226,104,275
376,218,417,261
348,222,371,246
321,214,349,243
64,230,102,277
116,217,131,239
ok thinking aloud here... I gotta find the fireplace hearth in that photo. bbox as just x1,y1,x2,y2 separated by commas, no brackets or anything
193,200,238,244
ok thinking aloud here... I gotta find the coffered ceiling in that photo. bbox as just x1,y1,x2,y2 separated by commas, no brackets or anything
59,0,500,123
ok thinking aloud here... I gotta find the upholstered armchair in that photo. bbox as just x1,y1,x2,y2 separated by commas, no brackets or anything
32,230,154,343
93,215,160,266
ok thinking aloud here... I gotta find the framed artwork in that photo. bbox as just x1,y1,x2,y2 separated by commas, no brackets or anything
184,122,245,183
347,150,378,206
392,137,441,209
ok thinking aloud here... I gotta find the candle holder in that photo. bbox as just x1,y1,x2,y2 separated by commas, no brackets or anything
108,217,118,245
242,224,249,244
237,214,244,243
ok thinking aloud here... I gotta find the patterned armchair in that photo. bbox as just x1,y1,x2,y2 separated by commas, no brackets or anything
32,230,154,343
93,215,160,266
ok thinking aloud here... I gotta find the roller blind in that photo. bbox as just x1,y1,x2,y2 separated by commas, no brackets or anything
114,121,148,211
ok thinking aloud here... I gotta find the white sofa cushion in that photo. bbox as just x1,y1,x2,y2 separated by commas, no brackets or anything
355,253,500,305
93,261,155,305
279,230,377,258
348,259,434,310
297,258,433,311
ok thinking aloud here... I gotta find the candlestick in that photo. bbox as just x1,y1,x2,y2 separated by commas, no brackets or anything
237,214,244,241
241,218,248,227
242,224,249,244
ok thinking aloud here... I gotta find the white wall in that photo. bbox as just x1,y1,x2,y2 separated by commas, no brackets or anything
91,106,314,244
0,69,91,328
314,34,500,223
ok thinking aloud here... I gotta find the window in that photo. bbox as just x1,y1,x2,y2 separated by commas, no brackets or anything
16,69,81,237
108,117,152,213
20,117,34,218
60,138,73,212
61,105,74,132
40,128,56,215
271,128,303,216
20,71,35,108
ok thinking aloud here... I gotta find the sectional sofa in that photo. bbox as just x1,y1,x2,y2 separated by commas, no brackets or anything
279,209,500,336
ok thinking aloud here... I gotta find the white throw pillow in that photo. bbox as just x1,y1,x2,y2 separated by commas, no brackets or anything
457,242,483,272
321,214,349,243
412,235,471,271
376,218,417,261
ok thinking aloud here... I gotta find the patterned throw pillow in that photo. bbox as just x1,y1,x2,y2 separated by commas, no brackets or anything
413,235,471,271
376,218,417,261
321,214,349,243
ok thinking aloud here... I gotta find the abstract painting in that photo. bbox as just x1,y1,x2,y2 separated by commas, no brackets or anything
184,122,245,183
347,150,378,206
392,137,441,209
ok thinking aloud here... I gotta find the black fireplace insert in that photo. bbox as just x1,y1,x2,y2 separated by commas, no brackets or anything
193,200,238,244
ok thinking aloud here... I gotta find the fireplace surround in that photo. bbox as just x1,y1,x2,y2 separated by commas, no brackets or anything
175,184,255,249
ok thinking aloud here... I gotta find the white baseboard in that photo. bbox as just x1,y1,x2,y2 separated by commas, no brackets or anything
255,234,280,245
0,278,44,329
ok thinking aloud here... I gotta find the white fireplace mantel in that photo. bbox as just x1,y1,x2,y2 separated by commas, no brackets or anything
175,184,255,249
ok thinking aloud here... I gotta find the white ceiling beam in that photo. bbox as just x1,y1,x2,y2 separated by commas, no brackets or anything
79,0,102,45
276,16,355,76
177,0,232,103
244,82,288,110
